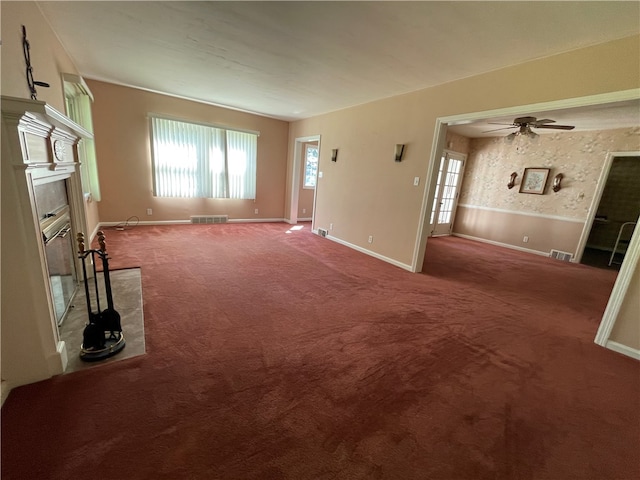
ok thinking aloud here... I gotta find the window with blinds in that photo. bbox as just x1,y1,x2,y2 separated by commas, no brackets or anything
149,116,257,199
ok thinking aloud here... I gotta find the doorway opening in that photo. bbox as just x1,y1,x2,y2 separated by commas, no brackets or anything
579,154,640,270
288,134,321,228
414,92,640,359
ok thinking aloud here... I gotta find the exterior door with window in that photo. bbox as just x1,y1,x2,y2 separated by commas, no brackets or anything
430,151,466,236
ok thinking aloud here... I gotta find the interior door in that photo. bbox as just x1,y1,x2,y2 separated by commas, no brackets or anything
430,151,466,236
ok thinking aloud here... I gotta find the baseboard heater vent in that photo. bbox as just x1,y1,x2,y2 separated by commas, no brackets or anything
190,215,228,224
317,228,328,237
550,249,573,262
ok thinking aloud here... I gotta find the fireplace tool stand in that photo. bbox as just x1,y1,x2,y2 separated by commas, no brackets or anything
77,231,125,362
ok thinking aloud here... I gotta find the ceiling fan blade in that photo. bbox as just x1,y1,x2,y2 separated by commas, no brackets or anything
534,124,575,130
513,116,537,125
532,119,556,126
482,126,517,133
487,122,516,126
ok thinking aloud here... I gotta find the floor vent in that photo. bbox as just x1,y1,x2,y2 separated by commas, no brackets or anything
550,249,573,262
317,228,328,237
190,215,228,224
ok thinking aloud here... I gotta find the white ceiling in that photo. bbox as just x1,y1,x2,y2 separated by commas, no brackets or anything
38,1,640,123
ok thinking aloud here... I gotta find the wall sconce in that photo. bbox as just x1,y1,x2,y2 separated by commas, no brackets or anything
395,144,405,162
331,149,338,162
507,172,518,189
552,173,563,192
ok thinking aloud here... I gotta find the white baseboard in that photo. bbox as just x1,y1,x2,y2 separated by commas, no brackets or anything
284,218,312,224
100,220,190,228
315,231,413,272
89,222,102,242
452,233,550,258
604,340,640,361
228,218,285,223
100,218,286,229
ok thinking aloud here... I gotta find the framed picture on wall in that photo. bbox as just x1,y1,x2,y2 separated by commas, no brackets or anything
519,168,550,195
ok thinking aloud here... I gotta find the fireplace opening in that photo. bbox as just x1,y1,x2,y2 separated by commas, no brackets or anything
42,208,77,325
35,178,79,326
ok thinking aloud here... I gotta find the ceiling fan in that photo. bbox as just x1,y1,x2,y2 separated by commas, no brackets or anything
484,116,575,140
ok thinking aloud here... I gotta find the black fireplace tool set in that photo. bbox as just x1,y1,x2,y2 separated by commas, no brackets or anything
77,231,125,362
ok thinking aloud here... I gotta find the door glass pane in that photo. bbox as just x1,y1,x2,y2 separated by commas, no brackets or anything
430,157,446,224
437,159,462,225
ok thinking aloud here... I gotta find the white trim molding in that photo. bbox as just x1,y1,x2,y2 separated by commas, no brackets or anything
289,134,321,228
452,233,549,258
604,341,640,361
228,218,285,223
317,232,413,272
99,218,287,229
441,89,640,127
457,204,585,224
594,211,640,349
574,151,640,263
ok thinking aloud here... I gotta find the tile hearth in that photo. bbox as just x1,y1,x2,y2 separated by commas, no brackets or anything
59,268,146,374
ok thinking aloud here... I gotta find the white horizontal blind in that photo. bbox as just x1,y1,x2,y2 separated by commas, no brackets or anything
150,116,257,199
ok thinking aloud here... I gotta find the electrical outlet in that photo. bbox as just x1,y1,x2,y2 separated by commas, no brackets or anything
254,208,259,214
368,235,373,244
413,176,420,186
302,208,306,214
146,208,153,216
523,236,529,243
329,223,333,230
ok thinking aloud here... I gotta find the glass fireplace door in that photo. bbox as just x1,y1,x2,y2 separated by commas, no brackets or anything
44,221,77,325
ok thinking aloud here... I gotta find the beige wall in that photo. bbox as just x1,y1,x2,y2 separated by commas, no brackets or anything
87,80,289,223
1,1,100,237
288,35,640,267
454,207,586,255
298,142,317,218
609,261,640,351
454,128,640,256
1,2,74,111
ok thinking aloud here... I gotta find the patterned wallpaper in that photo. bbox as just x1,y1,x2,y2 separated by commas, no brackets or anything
445,131,471,155
458,127,640,220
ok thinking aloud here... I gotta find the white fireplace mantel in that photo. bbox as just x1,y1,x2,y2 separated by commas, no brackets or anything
1,96,91,400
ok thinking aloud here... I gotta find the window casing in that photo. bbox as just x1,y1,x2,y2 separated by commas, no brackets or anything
64,74,101,201
150,116,257,199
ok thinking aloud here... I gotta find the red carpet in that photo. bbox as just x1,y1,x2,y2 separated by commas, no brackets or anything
2,223,638,479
